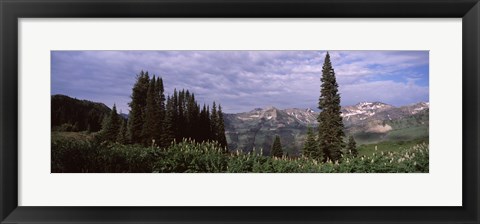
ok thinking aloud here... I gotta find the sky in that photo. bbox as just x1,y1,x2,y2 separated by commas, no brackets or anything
51,51,429,113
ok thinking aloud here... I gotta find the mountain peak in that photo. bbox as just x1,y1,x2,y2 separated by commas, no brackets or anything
342,101,394,119
265,105,278,110
250,106,278,113
403,101,429,114
355,101,390,108
305,108,315,113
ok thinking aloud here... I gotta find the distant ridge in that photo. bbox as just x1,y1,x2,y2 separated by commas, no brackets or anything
51,94,112,132
224,101,429,155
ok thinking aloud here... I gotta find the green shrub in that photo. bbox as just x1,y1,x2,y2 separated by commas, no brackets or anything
52,138,429,173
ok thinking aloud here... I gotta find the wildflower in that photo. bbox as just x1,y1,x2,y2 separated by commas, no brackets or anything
371,159,374,163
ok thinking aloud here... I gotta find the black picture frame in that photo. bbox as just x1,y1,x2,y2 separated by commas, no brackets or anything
1,0,479,223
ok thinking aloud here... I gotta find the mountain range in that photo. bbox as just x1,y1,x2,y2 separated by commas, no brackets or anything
52,94,428,155
224,102,429,155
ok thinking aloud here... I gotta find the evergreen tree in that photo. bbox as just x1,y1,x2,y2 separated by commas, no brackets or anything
186,92,199,140
102,104,121,142
192,101,201,140
210,102,218,141
155,77,166,143
127,71,150,144
161,95,175,147
347,135,358,157
217,105,228,151
116,119,127,144
271,135,283,157
317,52,345,162
142,77,160,145
205,105,211,140
177,90,186,139
171,89,180,141
302,126,318,159
198,104,211,143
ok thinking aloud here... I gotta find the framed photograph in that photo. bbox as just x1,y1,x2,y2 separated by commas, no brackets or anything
1,0,479,223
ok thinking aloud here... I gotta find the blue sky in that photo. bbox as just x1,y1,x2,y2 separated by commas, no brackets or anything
51,51,429,113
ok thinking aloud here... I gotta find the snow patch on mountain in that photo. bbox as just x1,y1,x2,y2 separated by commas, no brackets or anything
341,102,394,119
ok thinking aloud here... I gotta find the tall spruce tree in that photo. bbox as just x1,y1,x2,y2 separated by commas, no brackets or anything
210,102,219,141
198,104,210,142
162,95,175,147
142,77,160,145
127,71,150,144
302,126,318,159
317,52,345,162
186,92,199,140
187,93,202,141
154,77,166,144
271,135,283,157
102,104,121,142
171,90,180,141
217,105,228,151
177,90,186,139
347,136,358,157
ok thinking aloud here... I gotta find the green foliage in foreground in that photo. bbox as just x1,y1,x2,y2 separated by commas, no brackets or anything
52,137,428,173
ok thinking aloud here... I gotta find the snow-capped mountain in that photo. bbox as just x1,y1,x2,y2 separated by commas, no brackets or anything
229,106,318,128
223,101,429,155
400,102,430,115
284,108,318,124
341,102,395,121
341,101,429,124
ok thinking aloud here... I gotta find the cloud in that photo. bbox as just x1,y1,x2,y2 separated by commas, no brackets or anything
51,50,429,113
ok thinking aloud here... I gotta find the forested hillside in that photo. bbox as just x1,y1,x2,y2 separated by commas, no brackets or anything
51,94,111,132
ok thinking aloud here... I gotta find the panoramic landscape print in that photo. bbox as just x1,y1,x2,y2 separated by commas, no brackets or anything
51,51,429,173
